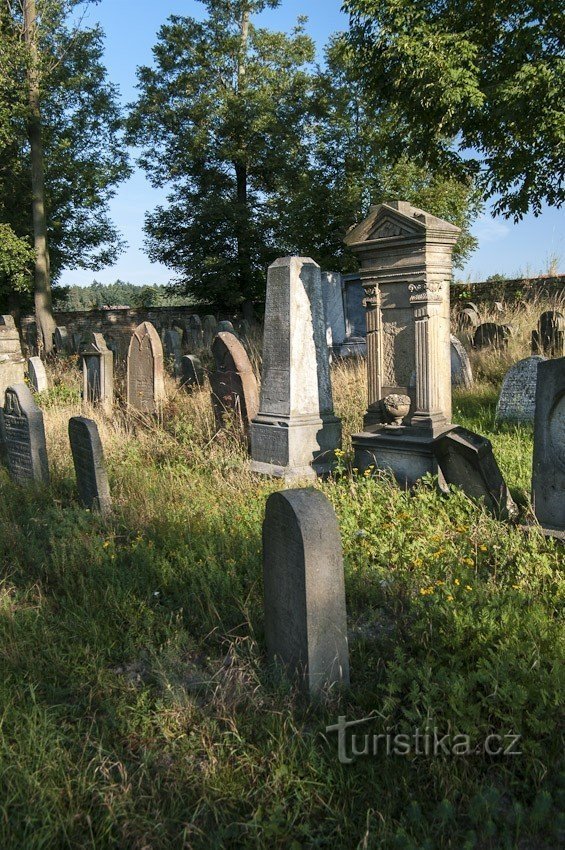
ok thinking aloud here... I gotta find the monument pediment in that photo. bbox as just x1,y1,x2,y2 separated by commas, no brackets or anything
344,202,460,246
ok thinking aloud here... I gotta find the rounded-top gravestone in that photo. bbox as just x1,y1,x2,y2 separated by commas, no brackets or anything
495,356,546,423
450,335,473,388
473,322,512,350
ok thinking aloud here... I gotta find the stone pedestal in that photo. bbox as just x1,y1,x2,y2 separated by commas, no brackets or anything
344,202,460,483
250,257,341,480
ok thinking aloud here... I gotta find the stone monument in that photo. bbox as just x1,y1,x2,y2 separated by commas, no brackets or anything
262,488,350,695
250,256,342,479
80,332,114,415
180,354,204,388
344,202,460,485
0,315,26,405
126,322,165,413
202,315,217,348
54,326,70,353
209,332,259,433
0,383,49,485
450,335,473,389
473,322,512,350
163,329,182,374
69,416,112,514
495,356,546,423
531,311,565,358
27,357,49,393
532,357,565,536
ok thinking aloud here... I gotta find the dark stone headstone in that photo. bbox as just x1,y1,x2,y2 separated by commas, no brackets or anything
126,322,165,413
262,488,350,695
163,329,182,374
473,322,512,350
457,302,481,333
433,426,517,519
217,320,236,335
532,357,565,535
495,356,546,423
209,332,259,434
0,383,49,485
54,326,70,353
180,355,204,388
80,332,114,415
186,315,203,350
68,416,112,514
202,315,217,348
532,311,565,358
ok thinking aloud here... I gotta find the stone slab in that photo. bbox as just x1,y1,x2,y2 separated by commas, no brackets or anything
0,383,49,485
69,416,112,514
532,357,565,533
27,357,49,393
495,356,546,423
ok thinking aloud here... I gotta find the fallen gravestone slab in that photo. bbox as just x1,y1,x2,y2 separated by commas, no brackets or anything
532,357,565,537
495,356,546,423
262,488,350,696
69,416,112,514
0,383,49,485
433,426,517,519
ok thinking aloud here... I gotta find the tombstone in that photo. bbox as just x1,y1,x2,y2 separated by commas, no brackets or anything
27,357,49,393
531,357,565,536
531,311,565,358
250,257,342,479
473,322,512,350
80,332,114,415
262,489,350,696
0,383,49,485
71,332,83,354
450,335,473,389
202,315,217,348
433,427,517,519
456,302,481,333
21,319,38,356
68,417,112,514
339,274,367,356
185,315,203,351
217,320,236,335
344,202,460,485
237,318,251,341
126,322,165,414
163,329,182,375
210,332,259,434
180,355,204,388
0,315,26,405
54,326,70,354
321,271,347,350
495,356,546,423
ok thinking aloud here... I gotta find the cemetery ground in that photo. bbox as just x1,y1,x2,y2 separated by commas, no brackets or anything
0,304,563,850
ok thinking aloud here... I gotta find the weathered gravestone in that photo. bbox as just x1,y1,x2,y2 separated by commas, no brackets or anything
0,384,49,485
126,322,165,413
339,273,367,356
27,357,48,393
80,332,114,415
250,256,342,479
163,329,182,375
186,315,203,351
180,355,204,388
262,488,350,696
457,302,481,334
450,335,473,388
322,271,347,351
217,320,236,335
210,332,259,434
71,332,83,355
531,311,565,358
473,322,512,350
69,416,112,514
495,356,546,423
202,315,217,348
54,326,70,353
0,315,26,404
433,426,516,519
531,357,565,536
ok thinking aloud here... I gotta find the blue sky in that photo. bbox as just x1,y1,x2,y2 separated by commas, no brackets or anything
59,0,564,288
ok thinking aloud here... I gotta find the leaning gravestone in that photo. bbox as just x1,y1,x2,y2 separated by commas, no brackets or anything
126,322,166,414
250,256,342,479
80,332,114,415
180,355,204,388
54,326,70,353
0,315,26,405
495,356,546,423
209,332,259,434
473,322,512,350
217,320,236,335
0,384,49,485
202,315,217,348
433,426,516,519
27,357,49,393
450,335,473,388
262,488,350,696
69,416,112,514
531,311,565,358
163,329,182,375
531,357,565,536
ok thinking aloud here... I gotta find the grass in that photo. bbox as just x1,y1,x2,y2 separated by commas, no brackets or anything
0,319,563,849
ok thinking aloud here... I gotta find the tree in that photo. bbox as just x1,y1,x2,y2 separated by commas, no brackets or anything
343,0,564,219
128,0,315,310
1,0,130,349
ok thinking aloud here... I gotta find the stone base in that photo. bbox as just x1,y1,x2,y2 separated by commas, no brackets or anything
352,424,454,488
250,413,342,480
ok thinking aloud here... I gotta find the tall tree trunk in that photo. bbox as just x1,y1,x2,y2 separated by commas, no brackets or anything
236,7,252,308
23,0,55,354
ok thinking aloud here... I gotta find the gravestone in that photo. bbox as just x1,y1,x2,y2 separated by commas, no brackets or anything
23,320,38,356
202,315,217,348
27,357,48,393
457,303,481,334
237,318,251,341
531,311,565,358
495,356,546,423
339,274,367,356
473,322,512,350
163,329,182,375
217,320,236,335
180,355,204,388
69,417,112,514
126,322,165,413
186,315,203,350
54,326,70,353
80,332,114,415
450,335,473,388
531,357,565,536
71,332,83,354
0,315,26,405
250,256,342,479
0,383,49,485
322,271,347,350
262,488,350,696
433,426,516,519
344,202,460,485
210,332,259,434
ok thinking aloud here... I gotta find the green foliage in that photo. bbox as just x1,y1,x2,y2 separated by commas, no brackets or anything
0,223,34,302
52,279,196,310
343,0,564,219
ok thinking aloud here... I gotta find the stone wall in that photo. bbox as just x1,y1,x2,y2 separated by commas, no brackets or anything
451,274,565,305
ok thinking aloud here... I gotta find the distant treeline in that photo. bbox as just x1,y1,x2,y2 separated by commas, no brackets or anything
53,281,195,311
